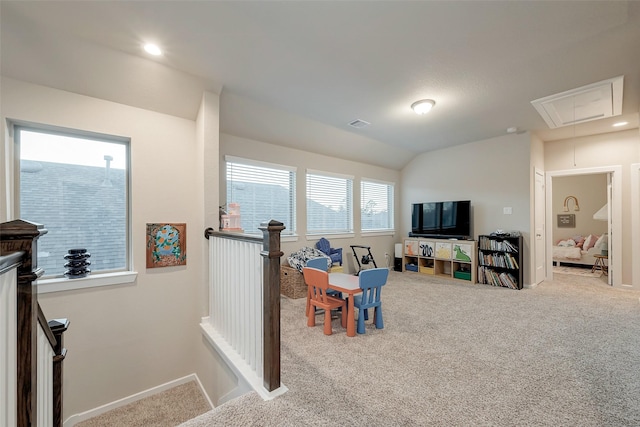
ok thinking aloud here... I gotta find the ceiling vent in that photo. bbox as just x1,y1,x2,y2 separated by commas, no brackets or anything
531,75,623,129
348,119,370,129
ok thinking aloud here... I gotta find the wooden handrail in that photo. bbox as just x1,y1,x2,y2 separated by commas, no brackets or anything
37,304,57,350
0,251,25,275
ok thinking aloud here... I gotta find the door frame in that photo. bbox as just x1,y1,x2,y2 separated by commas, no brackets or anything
545,165,622,287
533,168,546,285
632,163,640,288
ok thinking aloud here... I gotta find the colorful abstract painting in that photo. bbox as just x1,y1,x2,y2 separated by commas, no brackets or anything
146,223,187,268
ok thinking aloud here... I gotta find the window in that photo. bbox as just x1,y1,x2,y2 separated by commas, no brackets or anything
15,124,130,278
225,156,296,235
361,179,394,232
306,170,353,234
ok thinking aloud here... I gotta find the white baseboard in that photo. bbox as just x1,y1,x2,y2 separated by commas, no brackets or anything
64,373,213,427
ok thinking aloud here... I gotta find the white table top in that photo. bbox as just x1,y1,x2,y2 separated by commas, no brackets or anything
328,272,360,292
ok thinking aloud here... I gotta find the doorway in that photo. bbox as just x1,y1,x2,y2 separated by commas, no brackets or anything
545,166,622,287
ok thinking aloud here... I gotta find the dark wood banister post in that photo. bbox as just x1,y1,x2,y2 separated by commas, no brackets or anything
0,219,47,427
259,220,285,392
49,318,70,427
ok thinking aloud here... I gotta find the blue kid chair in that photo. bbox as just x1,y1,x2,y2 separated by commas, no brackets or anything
306,256,331,272
353,268,389,334
316,237,343,266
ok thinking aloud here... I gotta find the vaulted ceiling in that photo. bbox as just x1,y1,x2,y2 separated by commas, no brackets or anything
2,1,639,169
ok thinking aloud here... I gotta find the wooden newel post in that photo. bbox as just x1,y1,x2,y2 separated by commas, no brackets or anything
0,219,48,427
49,318,70,427
259,219,285,392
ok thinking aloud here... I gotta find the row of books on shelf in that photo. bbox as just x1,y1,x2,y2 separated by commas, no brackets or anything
478,251,519,269
478,266,519,289
478,237,518,252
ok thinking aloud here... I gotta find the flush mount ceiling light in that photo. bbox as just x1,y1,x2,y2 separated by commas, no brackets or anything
411,99,436,115
143,43,162,56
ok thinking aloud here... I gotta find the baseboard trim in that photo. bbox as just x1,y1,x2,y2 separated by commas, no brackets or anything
63,373,213,427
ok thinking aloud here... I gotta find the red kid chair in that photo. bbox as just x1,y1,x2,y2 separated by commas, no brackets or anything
302,267,347,335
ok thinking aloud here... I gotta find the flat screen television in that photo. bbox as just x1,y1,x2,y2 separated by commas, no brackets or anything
410,200,471,239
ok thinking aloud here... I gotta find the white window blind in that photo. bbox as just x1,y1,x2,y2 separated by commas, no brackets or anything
306,171,353,234
226,156,296,235
361,179,394,231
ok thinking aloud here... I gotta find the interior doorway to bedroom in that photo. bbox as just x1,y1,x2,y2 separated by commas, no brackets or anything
552,173,608,284
546,166,621,287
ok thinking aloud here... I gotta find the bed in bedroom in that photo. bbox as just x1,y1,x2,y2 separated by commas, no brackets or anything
552,234,608,267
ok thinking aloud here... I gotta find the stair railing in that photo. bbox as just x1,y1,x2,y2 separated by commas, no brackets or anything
202,220,287,401
1,219,69,427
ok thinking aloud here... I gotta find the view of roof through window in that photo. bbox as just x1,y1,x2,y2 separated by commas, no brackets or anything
20,130,126,169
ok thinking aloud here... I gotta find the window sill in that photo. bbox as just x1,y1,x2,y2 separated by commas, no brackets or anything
306,233,355,240
37,271,138,294
361,230,396,237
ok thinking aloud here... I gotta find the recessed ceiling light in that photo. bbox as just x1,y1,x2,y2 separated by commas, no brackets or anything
612,121,628,127
144,43,162,56
411,99,435,115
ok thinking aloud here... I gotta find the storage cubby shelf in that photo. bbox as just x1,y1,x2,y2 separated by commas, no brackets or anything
402,237,477,283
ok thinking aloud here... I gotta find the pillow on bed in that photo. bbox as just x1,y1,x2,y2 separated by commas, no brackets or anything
583,234,598,251
573,236,585,248
594,234,608,250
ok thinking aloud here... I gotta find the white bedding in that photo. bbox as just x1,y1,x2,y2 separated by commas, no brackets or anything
553,246,582,260
552,233,607,266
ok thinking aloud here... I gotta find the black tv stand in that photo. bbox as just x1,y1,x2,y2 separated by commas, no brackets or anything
408,232,471,240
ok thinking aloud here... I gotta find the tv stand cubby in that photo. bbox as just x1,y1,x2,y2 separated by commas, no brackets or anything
402,237,477,283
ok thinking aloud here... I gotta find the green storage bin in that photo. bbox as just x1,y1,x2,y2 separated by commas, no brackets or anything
454,270,471,281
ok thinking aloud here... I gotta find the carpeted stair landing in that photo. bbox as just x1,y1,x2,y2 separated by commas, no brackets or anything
75,381,210,427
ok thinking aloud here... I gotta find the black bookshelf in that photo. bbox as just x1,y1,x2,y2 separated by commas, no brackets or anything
477,234,523,290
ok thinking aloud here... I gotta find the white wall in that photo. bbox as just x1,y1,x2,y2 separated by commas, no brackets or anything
402,133,532,284
0,77,223,417
545,128,640,284
219,133,402,272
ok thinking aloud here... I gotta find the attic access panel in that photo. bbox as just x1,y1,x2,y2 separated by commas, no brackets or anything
531,76,623,128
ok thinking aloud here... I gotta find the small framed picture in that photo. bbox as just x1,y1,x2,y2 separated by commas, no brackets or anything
557,214,575,228
146,223,187,268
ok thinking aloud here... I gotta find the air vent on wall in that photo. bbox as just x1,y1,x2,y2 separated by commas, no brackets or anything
531,75,623,129
348,119,370,129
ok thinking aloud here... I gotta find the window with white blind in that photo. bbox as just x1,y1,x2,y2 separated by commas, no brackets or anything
306,170,353,234
225,156,296,235
361,179,394,232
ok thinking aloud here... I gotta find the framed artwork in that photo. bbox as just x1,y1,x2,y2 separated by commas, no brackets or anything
146,223,187,268
557,214,576,228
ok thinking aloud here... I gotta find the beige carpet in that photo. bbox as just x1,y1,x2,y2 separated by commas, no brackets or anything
182,271,640,426
75,381,210,427
553,265,603,278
